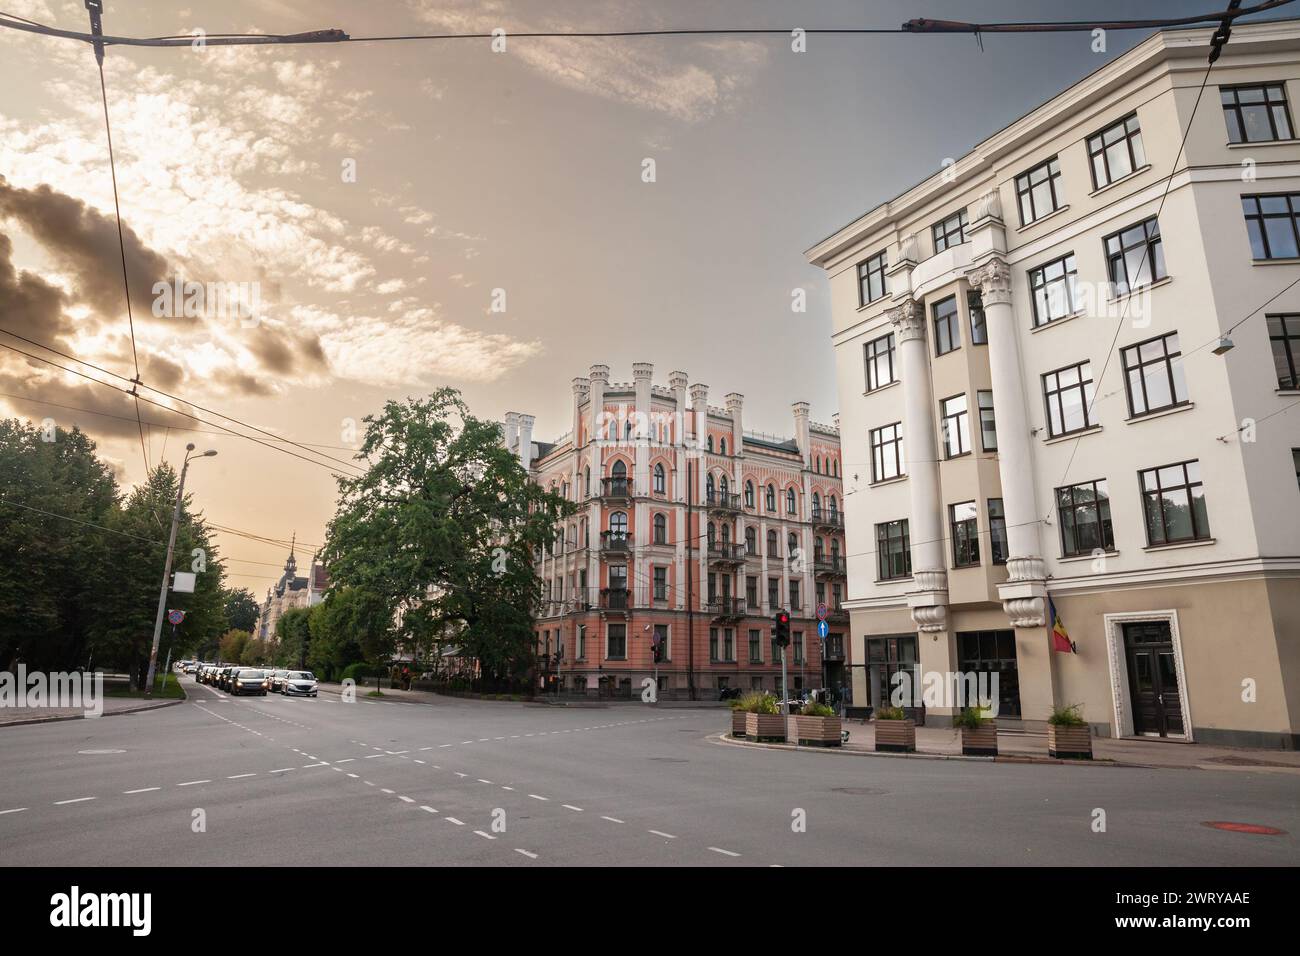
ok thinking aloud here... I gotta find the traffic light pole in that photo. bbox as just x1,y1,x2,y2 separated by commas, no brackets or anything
781,646,788,719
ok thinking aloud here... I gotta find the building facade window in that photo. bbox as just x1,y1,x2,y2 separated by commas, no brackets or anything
1269,314,1300,389
607,624,627,660
864,333,896,392
1121,332,1187,417
609,510,628,538
1016,156,1064,225
932,209,968,253
786,488,797,515
793,631,805,665
940,394,971,457
767,577,779,609
1243,193,1300,260
956,631,1022,718
876,519,912,580
745,527,757,554
653,462,665,494
766,529,778,557
1056,479,1114,557
933,295,961,356
749,629,762,663
787,531,798,557
949,501,980,568
576,624,586,659
968,291,987,344
1087,112,1146,188
988,498,1008,564
1042,360,1096,437
977,390,997,451
746,575,758,606
870,422,905,482
1140,460,1210,546
765,484,776,512
652,512,667,544
1222,84,1293,144
744,480,755,508
653,566,667,601
709,628,719,662
1029,252,1079,325
788,579,801,611
1105,217,1165,294
858,250,889,305
654,623,669,661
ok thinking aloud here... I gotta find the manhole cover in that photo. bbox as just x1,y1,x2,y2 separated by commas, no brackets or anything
829,786,888,796
77,749,125,755
1201,821,1287,835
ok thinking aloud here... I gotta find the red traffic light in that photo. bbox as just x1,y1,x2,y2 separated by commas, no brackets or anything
776,611,789,624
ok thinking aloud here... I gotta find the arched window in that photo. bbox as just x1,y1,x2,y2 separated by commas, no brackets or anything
833,460,839,477
612,459,627,478
788,531,798,555
829,494,838,515
610,511,627,537
707,435,714,452
765,484,776,511
624,418,633,440
744,480,755,508
814,536,824,560
653,513,667,544
653,462,665,495
831,538,841,559
786,488,797,515
580,518,588,548
719,475,728,496
707,522,716,547
561,481,568,501
816,456,821,473
812,492,821,514
584,466,591,495
767,529,778,556
720,438,727,456
705,473,715,500
745,527,757,554
721,524,730,545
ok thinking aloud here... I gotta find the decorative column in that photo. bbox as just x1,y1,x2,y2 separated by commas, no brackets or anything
886,299,948,632
967,258,1047,628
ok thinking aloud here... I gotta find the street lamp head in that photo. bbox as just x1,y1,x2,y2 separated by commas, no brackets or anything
202,450,218,457
185,442,196,452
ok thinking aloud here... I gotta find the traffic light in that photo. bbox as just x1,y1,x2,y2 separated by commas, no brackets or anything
773,610,791,648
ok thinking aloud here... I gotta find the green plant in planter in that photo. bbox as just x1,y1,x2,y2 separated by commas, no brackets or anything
951,706,993,729
800,701,836,718
736,691,778,714
1048,703,1086,726
875,705,907,721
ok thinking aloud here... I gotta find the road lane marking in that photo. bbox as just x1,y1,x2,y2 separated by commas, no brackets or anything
381,788,395,794
648,830,676,839
398,796,414,803
269,768,295,774
363,781,375,786
177,780,210,787
708,847,741,857
420,805,438,814
514,849,538,859
125,787,161,794
600,816,625,824
477,779,493,784
227,774,257,780
1,807,28,815
501,786,514,791
473,830,495,840
346,773,359,778
301,762,329,768
413,759,425,765
335,758,355,763
439,744,453,748
528,794,549,801
55,797,95,805
562,805,584,812
445,817,465,826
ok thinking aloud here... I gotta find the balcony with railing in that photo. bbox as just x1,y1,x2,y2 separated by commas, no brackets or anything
813,555,847,578
596,477,633,502
825,605,850,625
599,588,630,615
705,490,742,515
706,597,746,621
811,506,844,530
599,531,632,556
706,541,745,566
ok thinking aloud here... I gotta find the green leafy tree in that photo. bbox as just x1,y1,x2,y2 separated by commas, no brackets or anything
305,587,378,680
239,637,269,666
222,587,260,634
320,389,572,685
219,628,252,664
275,607,312,668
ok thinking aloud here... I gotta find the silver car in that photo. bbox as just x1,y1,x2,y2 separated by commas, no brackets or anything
281,670,318,697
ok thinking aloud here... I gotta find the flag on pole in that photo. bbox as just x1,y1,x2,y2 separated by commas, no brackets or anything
1049,597,1076,653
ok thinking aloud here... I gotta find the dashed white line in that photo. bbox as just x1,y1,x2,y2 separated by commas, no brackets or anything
420,805,438,814
0,807,27,815
346,773,359,779
381,788,395,794
528,794,549,801
227,773,257,780
125,787,161,794
177,780,210,787
708,847,741,857
269,768,295,774
54,797,95,805
514,848,538,859
600,816,625,824
397,796,414,804
445,817,465,826
477,779,493,784
562,804,584,812
648,830,676,839
473,830,496,840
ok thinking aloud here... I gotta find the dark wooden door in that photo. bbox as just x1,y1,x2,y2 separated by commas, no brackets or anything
1123,622,1184,737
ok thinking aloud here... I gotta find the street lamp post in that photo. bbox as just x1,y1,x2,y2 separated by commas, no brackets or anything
144,443,217,699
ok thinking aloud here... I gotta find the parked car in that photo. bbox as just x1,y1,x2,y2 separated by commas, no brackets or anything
230,668,268,696
269,669,291,692
281,671,318,697
219,666,239,691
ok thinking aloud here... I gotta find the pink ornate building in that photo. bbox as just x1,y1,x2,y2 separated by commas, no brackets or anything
507,363,845,700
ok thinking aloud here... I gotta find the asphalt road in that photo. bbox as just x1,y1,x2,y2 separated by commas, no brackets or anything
0,675,1296,866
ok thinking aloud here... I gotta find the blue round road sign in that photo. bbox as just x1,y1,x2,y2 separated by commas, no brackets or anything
817,620,829,638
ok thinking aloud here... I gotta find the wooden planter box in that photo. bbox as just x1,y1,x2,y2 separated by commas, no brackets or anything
1048,723,1092,760
730,710,747,738
875,718,915,753
745,712,786,742
794,715,843,747
960,723,998,757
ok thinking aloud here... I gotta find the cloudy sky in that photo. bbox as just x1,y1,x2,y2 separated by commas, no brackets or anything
0,0,1268,597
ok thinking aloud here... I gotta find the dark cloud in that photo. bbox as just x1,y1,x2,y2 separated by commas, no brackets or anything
0,176,173,324
246,324,330,378
0,232,71,345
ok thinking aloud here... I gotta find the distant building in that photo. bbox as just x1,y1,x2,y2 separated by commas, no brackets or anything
508,362,846,700
256,537,327,645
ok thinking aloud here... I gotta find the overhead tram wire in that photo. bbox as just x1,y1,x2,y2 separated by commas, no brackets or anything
0,327,365,475
0,2,1292,50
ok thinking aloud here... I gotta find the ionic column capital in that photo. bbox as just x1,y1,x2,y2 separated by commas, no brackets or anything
967,257,1012,307
886,299,926,344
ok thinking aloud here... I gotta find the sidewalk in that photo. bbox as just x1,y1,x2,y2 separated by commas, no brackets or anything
319,682,727,709
0,694,185,727
733,720,1300,773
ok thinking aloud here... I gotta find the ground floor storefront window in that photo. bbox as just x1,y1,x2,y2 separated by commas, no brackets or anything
866,635,918,709
955,629,1021,718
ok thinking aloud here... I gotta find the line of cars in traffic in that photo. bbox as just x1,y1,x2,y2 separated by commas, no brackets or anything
180,661,318,697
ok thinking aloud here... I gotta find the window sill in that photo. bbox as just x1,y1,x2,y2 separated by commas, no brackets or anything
1016,203,1071,233
1043,424,1102,445
857,297,890,313
1227,138,1300,148
944,451,974,461
1126,401,1194,425
1089,164,1152,198
1057,549,1119,564
870,474,909,488
1143,538,1216,554
863,379,902,397
1277,388,1300,396
875,576,913,585
1030,308,1088,333
1109,275,1172,303
1252,257,1300,266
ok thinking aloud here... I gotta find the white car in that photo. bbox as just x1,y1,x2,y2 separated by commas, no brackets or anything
281,671,318,697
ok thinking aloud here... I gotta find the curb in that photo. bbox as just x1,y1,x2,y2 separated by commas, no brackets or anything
712,732,1132,768
0,695,186,729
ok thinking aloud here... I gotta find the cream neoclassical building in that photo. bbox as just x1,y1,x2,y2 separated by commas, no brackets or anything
807,18,1300,748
